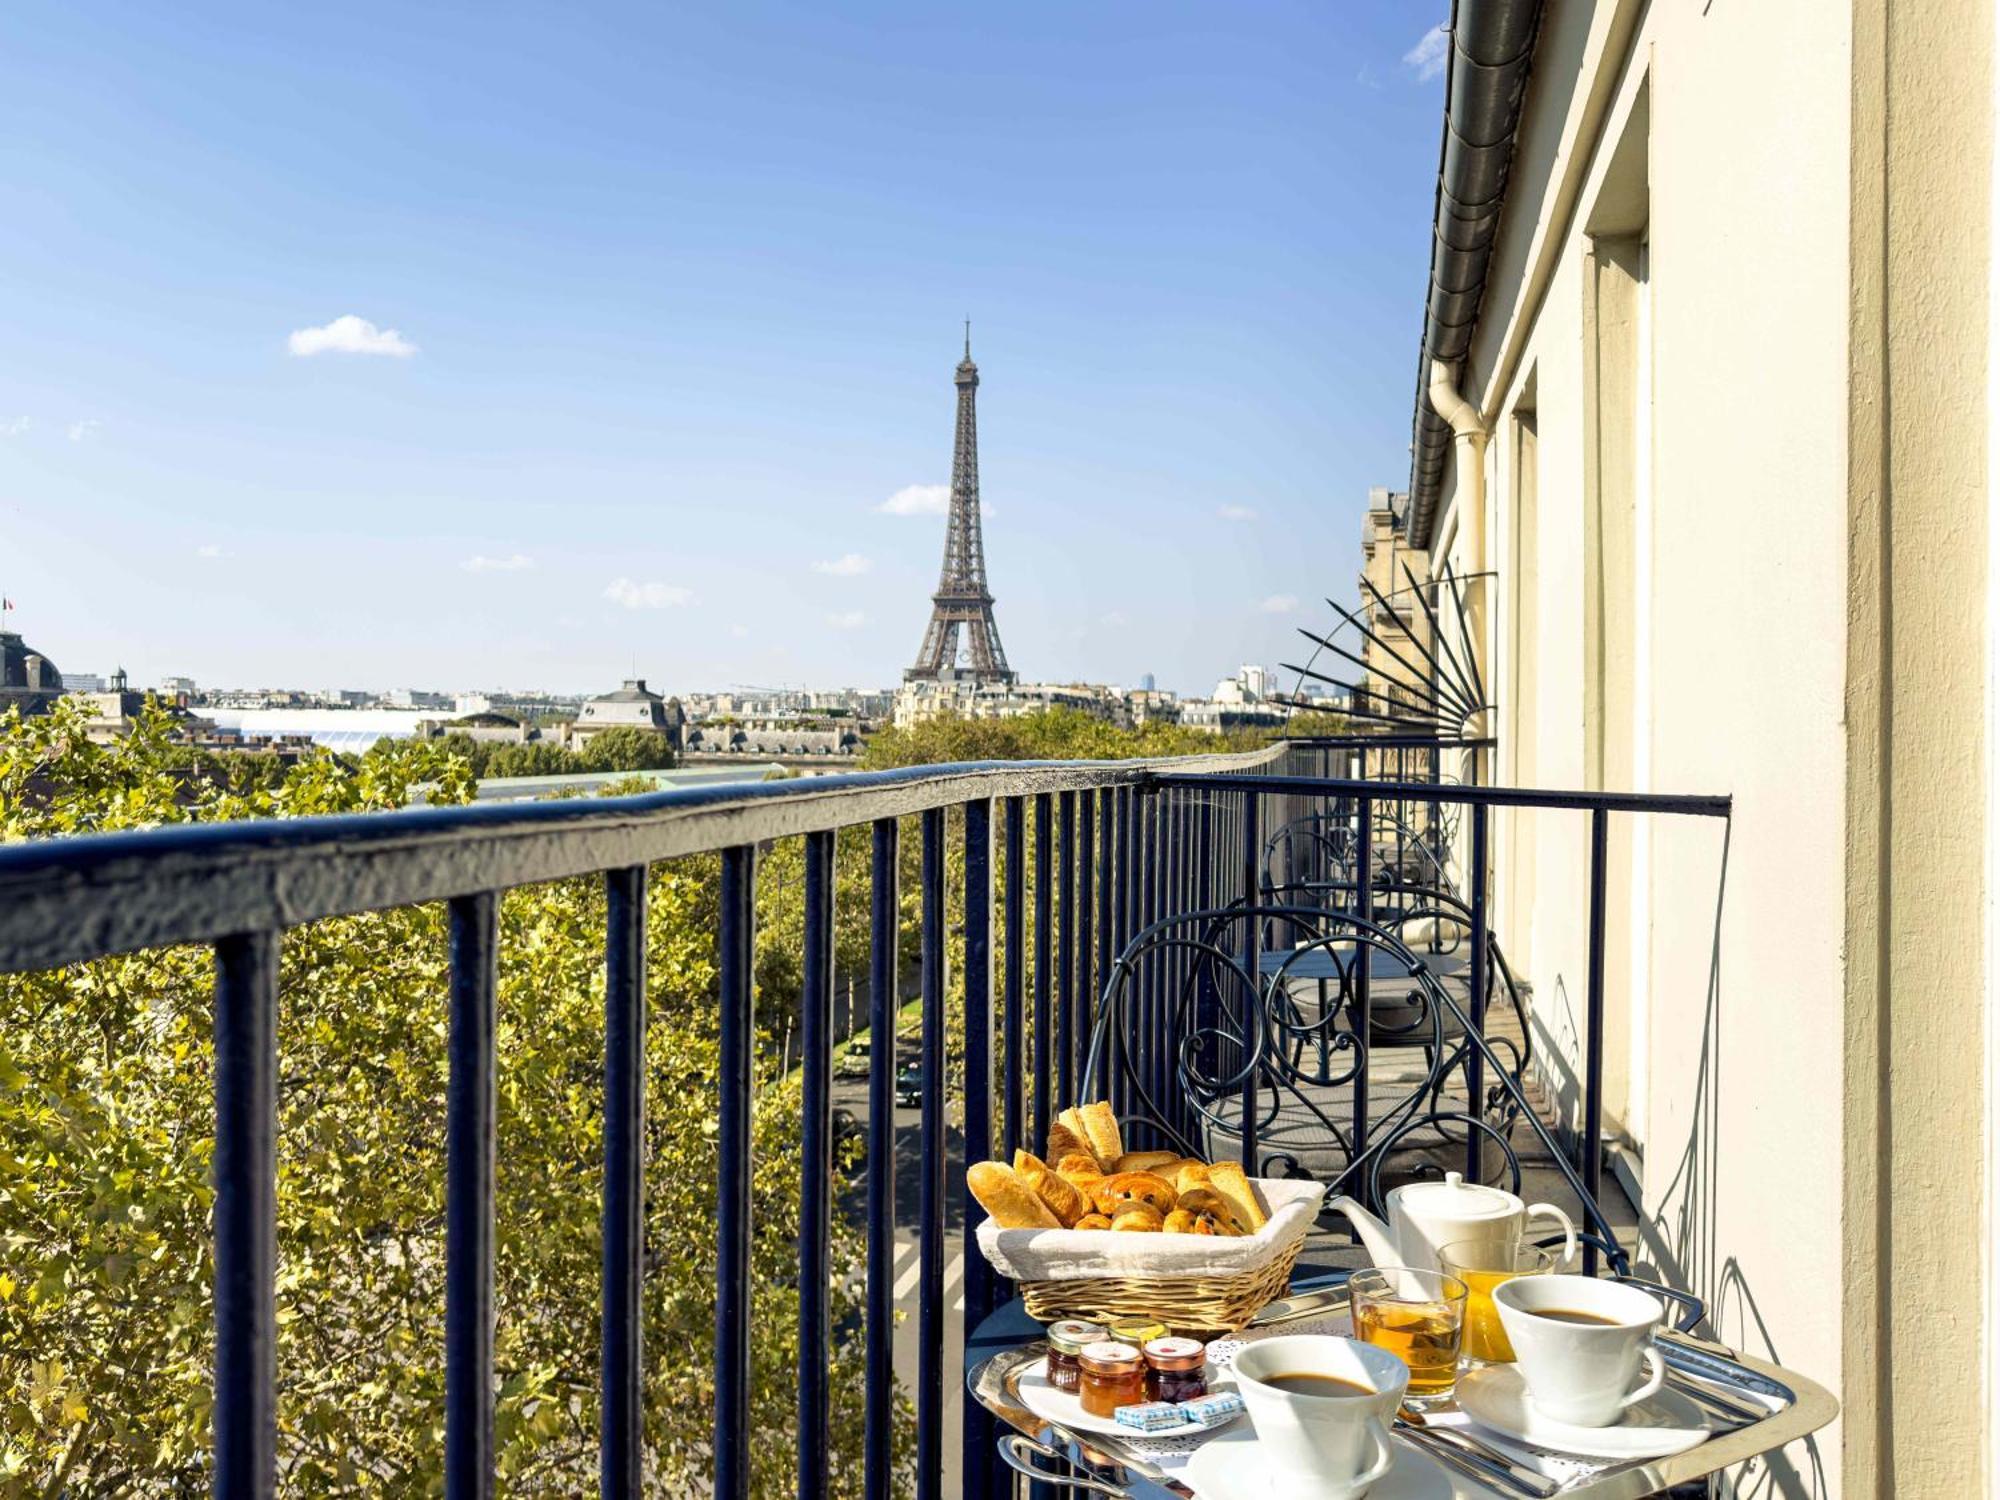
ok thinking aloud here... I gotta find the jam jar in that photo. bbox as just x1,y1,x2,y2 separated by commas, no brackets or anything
1141,1336,1208,1403
1043,1320,1106,1394
1077,1341,1148,1418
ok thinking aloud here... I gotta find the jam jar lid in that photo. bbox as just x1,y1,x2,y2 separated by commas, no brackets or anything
1047,1320,1108,1356
1141,1336,1206,1368
1078,1340,1143,1373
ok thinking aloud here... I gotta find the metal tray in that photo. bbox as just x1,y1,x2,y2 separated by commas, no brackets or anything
968,1293,1837,1498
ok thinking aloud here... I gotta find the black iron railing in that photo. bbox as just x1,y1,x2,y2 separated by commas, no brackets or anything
0,740,1728,1499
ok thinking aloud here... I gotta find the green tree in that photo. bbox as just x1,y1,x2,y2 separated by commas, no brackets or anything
0,702,880,1496
573,726,678,773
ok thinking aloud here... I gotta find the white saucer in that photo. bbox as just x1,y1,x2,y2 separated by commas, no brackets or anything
1014,1358,1243,1440
1456,1364,1711,1460
1184,1423,1451,1500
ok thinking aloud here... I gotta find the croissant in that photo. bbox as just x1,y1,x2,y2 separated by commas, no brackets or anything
1013,1149,1087,1226
1090,1171,1178,1217
1175,1187,1250,1235
1110,1202,1164,1232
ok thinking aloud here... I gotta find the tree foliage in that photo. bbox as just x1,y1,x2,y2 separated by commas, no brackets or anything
859,706,1285,770
0,703,877,1496
419,725,677,780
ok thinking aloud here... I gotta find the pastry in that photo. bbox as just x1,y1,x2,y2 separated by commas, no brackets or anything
966,1161,1061,1229
1089,1171,1178,1216
1012,1149,1088,1226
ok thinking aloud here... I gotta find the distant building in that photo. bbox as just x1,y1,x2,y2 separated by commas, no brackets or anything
1125,688,1179,726
159,675,197,696
62,672,107,693
69,670,213,743
893,678,1128,729
1178,664,1291,733
0,631,65,718
571,679,686,752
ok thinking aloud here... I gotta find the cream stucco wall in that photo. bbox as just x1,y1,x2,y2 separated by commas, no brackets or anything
1413,0,1992,1492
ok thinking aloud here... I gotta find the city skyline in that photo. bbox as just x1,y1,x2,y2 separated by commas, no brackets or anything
0,3,1446,695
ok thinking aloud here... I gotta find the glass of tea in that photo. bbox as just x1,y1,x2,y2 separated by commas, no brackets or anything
1438,1239,1559,1363
1347,1266,1469,1402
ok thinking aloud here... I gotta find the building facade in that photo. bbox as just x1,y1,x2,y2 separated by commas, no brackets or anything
1404,2,1995,1491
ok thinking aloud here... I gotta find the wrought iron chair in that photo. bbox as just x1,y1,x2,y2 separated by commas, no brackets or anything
1078,901,1631,1273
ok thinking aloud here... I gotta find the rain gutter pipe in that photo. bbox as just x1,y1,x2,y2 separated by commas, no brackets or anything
1405,0,1546,551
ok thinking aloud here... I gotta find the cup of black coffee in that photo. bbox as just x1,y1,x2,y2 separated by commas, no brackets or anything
1227,1335,1407,1498
1492,1274,1666,1426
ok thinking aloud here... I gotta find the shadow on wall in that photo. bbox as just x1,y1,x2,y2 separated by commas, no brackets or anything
1525,824,1826,1497
1628,826,1828,1499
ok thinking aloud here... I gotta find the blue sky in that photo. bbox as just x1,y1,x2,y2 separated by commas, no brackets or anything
0,2,1446,697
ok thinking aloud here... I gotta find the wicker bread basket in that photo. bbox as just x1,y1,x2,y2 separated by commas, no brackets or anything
974,1176,1323,1337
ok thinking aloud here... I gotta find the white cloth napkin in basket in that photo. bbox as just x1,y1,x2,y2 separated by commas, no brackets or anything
974,1176,1324,1282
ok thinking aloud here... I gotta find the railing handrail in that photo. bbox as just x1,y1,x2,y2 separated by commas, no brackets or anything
0,744,1287,973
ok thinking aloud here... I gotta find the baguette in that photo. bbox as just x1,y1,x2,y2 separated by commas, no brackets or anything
1012,1149,1088,1227
1046,1119,1098,1170
967,1161,1062,1229
1206,1161,1267,1231
1075,1100,1124,1166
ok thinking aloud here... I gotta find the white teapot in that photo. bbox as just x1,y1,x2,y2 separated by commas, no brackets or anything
1327,1172,1578,1273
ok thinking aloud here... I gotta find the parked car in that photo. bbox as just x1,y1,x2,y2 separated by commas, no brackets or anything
835,1039,871,1078
895,1064,923,1108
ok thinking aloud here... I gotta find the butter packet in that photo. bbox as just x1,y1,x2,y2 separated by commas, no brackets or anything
1112,1401,1188,1432
1176,1390,1246,1426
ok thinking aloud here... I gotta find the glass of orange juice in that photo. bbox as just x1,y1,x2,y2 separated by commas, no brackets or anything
1438,1239,1559,1363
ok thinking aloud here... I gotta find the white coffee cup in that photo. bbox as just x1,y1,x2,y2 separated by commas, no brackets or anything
1228,1334,1406,1499
1493,1274,1666,1427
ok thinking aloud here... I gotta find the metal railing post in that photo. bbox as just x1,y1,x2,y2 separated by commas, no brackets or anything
960,800,998,1500
1583,808,1609,1277
916,809,947,1500
863,819,898,1500
714,847,756,1500
212,930,279,1500
445,893,498,1500
603,867,647,1499
797,836,834,1500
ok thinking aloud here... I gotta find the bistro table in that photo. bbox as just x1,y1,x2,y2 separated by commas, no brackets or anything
965,1266,1837,1499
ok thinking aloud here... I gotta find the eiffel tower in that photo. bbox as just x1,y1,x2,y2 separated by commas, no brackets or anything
906,326,1016,684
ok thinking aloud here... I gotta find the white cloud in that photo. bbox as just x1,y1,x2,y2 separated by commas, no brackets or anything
730,623,750,639
604,577,693,609
196,543,227,560
1100,610,1130,628
812,552,872,577
461,552,534,573
878,482,949,516
1218,503,1258,522
0,417,29,438
1260,594,1300,614
826,610,866,629
1404,23,1449,82
67,419,101,442
287,314,420,359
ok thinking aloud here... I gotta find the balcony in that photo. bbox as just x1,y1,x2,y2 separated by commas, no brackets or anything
0,731,1821,1500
